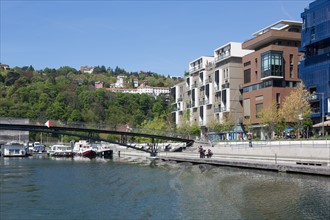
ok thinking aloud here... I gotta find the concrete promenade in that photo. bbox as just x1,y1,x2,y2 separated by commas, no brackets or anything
115,140,330,176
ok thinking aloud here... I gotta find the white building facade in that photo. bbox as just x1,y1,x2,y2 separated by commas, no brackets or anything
171,42,253,139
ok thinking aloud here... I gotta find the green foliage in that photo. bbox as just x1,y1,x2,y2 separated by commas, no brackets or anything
0,65,176,130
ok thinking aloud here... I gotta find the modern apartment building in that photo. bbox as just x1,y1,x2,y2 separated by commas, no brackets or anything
299,0,330,126
171,42,252,139
241,20,303,139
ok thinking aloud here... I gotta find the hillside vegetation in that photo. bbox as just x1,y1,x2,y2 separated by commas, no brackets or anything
0,65,178,130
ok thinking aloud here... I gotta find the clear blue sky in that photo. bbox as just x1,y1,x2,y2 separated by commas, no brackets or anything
1,0,312,76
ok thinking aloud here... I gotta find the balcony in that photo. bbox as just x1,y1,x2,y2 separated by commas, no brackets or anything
205,62,214,71
214,53,230,63
222,83,230,89
309,95,319,102
189,64,203,73
177,97,183,102
311,107,320,114
205,78,212,84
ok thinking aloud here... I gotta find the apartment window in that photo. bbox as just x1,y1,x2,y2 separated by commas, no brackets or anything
276,93,280,106
261,51,283,78
289,54,294,78
256,103,263,117
244,61,251,67
244,69,251,83
255,71,258,80
255,96,263,101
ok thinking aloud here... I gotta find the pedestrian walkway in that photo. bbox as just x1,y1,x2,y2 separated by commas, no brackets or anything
114,141,330,176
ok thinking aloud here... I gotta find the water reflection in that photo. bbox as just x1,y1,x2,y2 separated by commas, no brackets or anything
1,156,329,220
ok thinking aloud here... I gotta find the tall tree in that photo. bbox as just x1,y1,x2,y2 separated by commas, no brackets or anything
279,86,312,137
257,101,280,140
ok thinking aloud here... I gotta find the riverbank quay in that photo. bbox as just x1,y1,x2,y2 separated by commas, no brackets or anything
113,140,330,176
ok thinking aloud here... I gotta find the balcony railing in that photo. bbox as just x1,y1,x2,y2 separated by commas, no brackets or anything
214,52,230,62
189,64,203,73
222,83,230,89
205,78,212,84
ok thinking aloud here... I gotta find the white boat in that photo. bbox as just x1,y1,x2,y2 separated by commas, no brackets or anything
1,142,27,157
92,142,113,158
73,140,97,158
48,145,74,157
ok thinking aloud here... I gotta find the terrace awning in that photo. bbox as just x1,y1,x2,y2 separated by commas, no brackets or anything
313,120,330,128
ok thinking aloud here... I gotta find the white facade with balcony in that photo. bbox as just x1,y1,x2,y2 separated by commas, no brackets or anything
171,42,253,139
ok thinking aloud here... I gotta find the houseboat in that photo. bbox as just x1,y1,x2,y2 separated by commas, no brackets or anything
1,142,28,157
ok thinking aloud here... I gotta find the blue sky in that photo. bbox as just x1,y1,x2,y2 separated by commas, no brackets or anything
1,0,312,76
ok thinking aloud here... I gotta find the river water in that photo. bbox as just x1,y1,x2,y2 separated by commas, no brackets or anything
1,155,329,220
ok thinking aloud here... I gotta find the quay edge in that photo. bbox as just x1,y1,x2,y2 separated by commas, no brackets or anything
156,156,330,176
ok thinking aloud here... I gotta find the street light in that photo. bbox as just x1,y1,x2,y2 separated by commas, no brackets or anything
314,92,324,136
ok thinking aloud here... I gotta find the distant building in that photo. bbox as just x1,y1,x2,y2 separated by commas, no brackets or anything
0,64,10,70
80,66,94,74
106,88,137,94
106,84,169,97
115,75,126,88
299,0,330,124
171,76,182,81
132,79,139,88
137,85,170,96
95,81,104,89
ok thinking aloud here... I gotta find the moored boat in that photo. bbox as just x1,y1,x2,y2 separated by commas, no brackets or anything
48,144,74,157
1,142,28,157
73,140,97,158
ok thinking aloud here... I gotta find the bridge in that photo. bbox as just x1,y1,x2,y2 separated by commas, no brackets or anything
0,119,194,156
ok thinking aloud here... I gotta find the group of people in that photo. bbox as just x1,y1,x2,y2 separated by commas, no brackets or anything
198,146,213,158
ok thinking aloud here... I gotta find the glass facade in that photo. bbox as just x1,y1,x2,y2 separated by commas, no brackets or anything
299,0,330,119
261,51,283,79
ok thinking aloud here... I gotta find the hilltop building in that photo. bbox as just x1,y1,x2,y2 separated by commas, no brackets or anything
299,0,330,132
114,75,126,88
80,66,94,73
106,85,169,97
0,64,10,70
241,20,303,139
95,81,104,89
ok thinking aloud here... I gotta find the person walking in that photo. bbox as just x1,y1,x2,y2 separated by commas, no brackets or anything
207,149,213,158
